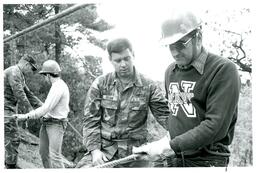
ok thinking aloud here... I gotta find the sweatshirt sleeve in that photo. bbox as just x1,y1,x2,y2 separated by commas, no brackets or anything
170,61,241,152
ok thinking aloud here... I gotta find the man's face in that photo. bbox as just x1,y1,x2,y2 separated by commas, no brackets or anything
110,48,134,78
43,74,51,84
168,33,196,66
23,62,34,75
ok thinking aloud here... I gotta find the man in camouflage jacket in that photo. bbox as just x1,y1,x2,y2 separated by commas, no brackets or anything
4,55,42,169
79,38,170,168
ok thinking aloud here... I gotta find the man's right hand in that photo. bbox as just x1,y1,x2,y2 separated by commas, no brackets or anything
91,149,108,166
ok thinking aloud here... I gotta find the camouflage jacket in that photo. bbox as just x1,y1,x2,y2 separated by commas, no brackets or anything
4,65,42,116
83,68,170,154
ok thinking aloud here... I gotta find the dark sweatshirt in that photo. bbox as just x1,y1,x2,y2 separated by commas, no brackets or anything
165,48,241,153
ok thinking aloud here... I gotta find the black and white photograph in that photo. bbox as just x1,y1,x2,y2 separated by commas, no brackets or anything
1,0,254,171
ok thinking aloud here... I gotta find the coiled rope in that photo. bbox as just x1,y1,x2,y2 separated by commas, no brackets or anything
94,153,146,168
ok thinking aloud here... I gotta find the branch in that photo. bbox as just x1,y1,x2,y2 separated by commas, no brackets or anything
24,4,33,14
44,6,55,17
224,30,241,36
224,31,251,73
228,56,251,73
232,37,247,62
77,57,97,79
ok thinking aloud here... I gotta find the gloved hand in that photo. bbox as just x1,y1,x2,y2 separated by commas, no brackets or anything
91,149,108,166
14,114,29,121
133,134,174,158
4,115,17,123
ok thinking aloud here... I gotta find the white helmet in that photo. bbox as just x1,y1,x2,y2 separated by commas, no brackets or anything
39,60,61,75
160,10,202,46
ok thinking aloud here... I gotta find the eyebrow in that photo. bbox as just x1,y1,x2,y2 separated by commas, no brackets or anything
114,56,130,61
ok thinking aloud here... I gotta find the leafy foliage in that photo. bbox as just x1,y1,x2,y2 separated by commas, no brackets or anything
3,4,113,66
60,52,102,160
3,3,110,163
203,9,252,73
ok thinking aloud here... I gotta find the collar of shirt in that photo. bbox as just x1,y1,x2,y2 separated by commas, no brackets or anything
51,77,61,84
109,67,143,87
169,47,208,75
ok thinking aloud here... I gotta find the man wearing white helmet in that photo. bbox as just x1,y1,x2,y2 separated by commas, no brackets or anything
15,60,70,168
133,10,241,167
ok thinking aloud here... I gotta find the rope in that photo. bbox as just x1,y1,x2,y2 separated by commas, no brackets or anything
94,153,146,168
67,121,83,140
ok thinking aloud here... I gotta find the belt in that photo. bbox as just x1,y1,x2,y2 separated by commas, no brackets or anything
176,144,230,158
41,117,67,124
176,149,204,158
101,130,129,140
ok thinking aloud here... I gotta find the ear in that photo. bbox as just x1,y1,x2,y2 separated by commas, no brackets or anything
196,31,203,42
131,51,135,59
195,37,203,52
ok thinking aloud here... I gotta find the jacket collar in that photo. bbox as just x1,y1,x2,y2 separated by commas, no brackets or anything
110,67,143,87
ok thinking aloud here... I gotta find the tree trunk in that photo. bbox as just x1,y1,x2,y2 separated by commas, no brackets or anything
10,40,18,65
54,4,61,63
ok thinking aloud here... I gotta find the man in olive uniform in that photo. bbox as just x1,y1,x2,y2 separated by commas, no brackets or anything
78,38,170,168
4,55,42,169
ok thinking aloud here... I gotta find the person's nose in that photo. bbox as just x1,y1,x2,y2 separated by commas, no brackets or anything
169,47,179,57
120,60,126,67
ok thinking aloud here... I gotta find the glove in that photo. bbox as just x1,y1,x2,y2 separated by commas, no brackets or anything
4,115,17,123
14,114,29,121
91,149,108,166
133,134,173,157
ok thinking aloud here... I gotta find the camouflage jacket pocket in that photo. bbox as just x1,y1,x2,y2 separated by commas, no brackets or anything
101,96,118,125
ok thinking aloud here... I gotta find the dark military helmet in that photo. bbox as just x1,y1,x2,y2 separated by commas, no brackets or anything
21,55,38,71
